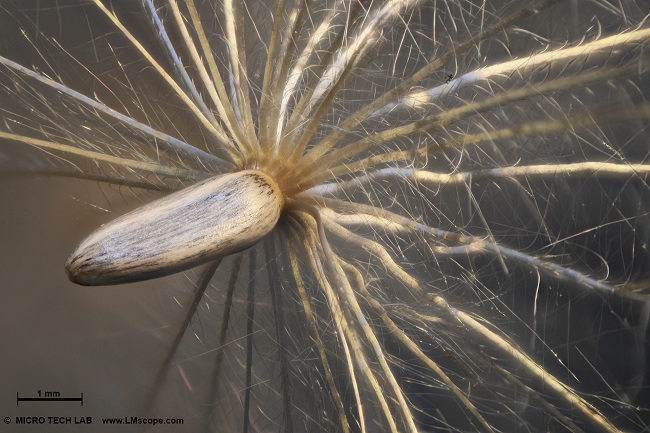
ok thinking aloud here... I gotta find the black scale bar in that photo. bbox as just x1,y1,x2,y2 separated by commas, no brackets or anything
17,393,84,406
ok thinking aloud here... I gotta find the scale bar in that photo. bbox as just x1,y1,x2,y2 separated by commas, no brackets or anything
17,393,84,406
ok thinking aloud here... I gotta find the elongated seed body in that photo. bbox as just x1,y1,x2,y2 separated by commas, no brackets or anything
66,170,283,285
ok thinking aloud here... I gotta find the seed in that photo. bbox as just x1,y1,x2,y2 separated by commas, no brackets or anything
66,170,283,285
